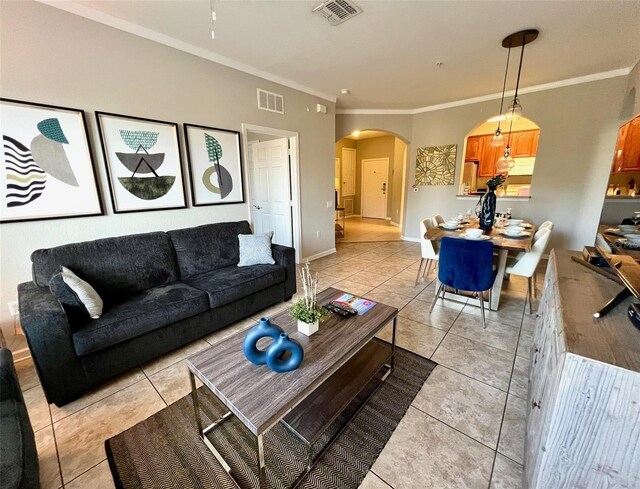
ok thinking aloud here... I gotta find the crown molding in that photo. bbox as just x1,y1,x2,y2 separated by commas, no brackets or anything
337,67,632,115
36,0,338,103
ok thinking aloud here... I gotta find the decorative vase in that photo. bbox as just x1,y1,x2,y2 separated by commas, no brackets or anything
297,319,319,336
265,333,304,373
242,317,284,365
479,186,497,229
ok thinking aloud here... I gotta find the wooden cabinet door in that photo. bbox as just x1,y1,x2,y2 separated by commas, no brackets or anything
621,115,640,172
465,136,481,160
479,136,500,177
512,131,536,157
531,130,539,156
612,122,629,172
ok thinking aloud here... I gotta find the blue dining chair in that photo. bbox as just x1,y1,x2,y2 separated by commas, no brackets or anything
429,237,496,328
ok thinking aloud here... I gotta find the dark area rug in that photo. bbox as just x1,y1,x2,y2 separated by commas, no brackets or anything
106,343,436,489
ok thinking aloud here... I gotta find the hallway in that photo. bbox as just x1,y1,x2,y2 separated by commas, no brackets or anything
336,217,402,243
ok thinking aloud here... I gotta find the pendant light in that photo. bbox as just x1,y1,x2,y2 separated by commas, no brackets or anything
502,29,538,121
496,106,516,173
489,46,512,147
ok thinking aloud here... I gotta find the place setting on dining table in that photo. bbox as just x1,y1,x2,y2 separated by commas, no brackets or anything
425,210,538,311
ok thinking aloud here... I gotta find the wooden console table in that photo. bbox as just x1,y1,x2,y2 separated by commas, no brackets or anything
526,249,640,488
335,206,345,238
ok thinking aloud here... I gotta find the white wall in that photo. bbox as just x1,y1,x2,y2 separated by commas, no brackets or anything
337,76,629,249
0,1,335,341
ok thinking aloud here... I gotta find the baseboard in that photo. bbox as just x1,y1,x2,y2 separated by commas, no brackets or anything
390,221,401,227
401,236,420,243
385,217,392,221
344,214,361,219
302,248,336,262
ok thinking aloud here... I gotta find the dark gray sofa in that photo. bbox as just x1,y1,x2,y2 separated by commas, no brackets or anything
0,348,40,489
18,221,296,407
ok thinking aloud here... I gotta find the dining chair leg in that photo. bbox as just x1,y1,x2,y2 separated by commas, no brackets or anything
479,291,487,329
415,258,426,286
424,259,432,279
532,273,538,298
430,283,443,313
527,278,533,315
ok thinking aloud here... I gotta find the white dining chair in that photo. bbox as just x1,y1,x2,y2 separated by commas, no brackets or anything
534,223,553,241
539,220,554,230
416,218,440,285
433,214,445,226
505,228,552,314
596,233,612,253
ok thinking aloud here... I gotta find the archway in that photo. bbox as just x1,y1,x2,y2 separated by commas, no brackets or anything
335,129,408,242
459,116,540,197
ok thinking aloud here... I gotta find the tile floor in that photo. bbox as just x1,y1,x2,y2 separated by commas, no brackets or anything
336,216,403,243
17,240,541,489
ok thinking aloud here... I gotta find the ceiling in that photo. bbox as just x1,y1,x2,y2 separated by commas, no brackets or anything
49,1,640,110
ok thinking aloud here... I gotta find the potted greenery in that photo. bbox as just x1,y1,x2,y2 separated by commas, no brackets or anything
290,261,327,336
480,174,506,229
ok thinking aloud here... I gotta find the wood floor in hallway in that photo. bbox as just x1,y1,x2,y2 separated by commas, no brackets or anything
336,217,402,243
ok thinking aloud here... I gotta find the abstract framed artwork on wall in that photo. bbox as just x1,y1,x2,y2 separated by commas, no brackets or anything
183,124,245,206
0,98,103,223
96,112,187,213
414,144,457,186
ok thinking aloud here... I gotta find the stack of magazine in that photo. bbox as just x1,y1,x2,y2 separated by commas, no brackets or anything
331,293,377,316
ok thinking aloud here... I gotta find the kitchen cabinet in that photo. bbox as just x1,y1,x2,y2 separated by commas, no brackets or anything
465,136,482,160
512,131,536,157
612,114,640,172
478,137,502,177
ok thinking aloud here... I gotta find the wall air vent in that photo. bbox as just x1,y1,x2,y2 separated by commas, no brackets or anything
257,88,284,114
313,0,362,26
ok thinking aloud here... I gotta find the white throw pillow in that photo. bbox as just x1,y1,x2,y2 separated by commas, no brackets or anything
238,232,275,267
60,266,104,319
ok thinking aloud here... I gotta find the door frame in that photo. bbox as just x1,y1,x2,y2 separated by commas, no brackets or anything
360,157,389,219
241,123,301,263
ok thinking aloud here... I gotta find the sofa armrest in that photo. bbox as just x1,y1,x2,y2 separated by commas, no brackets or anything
18,281,84,405
0,348,20,402
272,244,297,299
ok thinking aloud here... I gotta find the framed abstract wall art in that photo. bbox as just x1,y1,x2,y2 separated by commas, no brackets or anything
415,144,457,186
96,112,186,213
0,98,103,223
184,124,245,206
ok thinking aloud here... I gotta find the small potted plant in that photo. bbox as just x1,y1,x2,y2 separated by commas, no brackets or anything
290,261,326,336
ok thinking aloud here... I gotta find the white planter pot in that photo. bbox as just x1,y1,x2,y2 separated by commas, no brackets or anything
297,319,319,336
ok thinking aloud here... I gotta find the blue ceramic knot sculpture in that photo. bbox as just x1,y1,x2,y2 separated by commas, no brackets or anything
242,317,284,365
242,318,304,372
266,333,304,373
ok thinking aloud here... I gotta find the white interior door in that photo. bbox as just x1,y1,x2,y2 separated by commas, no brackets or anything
250,138,293,247
342,148,356,196
361,158,388,219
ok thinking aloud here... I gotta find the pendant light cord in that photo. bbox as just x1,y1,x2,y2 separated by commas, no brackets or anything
498,46,511,118
513,35,526,100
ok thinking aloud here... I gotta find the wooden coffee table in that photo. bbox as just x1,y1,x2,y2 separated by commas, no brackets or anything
186,287,398,488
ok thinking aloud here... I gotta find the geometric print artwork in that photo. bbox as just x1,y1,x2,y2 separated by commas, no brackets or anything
96,112,187,213
184,124,245,206
1,98,103,223
414,144,457,186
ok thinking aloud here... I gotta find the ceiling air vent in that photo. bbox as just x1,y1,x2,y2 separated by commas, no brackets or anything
313,0,362,26
257,88,284,114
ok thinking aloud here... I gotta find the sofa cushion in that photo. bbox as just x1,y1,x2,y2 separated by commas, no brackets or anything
185,264,285,309
31,232,179,301
72,282,209,357
168,221,252,279
238,232,275,267
49,266,104,319
0,399,21,489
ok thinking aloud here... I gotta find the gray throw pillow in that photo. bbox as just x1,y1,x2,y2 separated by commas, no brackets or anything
49,266,103,319
238,232,275,266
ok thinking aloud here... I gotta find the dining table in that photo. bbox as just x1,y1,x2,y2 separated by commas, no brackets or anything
425,218,536,310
